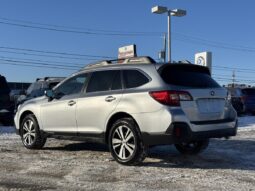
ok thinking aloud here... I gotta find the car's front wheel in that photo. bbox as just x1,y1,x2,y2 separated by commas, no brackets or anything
109,118,146,165
20,114,46,149
174,139,209,155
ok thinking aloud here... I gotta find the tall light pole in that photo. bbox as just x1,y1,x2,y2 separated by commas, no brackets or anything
152,6,186,63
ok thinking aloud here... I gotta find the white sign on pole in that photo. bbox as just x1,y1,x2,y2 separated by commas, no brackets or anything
118,44,137,59
195,52,212,72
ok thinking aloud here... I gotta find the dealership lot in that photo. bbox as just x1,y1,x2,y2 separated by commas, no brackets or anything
0,116,254,191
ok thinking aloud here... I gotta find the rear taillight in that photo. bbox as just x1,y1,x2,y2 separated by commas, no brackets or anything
149,90,193,106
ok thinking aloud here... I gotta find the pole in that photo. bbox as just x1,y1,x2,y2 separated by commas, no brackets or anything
167,11,171,63
232,70,235,87
163,33,166,63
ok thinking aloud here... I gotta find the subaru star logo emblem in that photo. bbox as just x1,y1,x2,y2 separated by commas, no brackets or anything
210,91,215,96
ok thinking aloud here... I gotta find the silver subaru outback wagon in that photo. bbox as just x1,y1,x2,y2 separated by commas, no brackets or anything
14,57,238,165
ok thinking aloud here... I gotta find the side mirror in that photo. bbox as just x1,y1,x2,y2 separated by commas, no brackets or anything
44,90,54,101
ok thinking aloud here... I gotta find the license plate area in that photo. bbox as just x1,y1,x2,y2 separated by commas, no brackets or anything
197,98,225,113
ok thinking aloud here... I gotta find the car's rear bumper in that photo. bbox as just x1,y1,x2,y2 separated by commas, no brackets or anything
142,119,238,146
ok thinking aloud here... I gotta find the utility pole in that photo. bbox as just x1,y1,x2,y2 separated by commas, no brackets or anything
232,70,235,87
167,11,171,62
158,33,166,62
163,33,166,63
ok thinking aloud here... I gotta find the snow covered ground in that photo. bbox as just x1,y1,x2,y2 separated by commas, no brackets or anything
238,115,255,131
0,116,254,191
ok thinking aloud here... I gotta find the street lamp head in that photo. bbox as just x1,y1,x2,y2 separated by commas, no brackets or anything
171,9,187,17
151,6,168,14
151,5,187,63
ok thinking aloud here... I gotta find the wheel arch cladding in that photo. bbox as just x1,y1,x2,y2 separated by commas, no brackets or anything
19,110,35,132
105,112,140,144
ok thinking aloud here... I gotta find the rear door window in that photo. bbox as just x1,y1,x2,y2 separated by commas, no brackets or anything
123,70,149,89
158,65,220,88
86,70,122,93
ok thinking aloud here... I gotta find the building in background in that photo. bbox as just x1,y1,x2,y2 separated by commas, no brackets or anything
8,82,31,90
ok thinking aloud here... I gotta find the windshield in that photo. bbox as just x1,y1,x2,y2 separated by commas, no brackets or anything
26,82,44,97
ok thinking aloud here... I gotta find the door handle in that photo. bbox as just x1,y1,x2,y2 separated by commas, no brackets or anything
105,96,116,102
68,100,76,106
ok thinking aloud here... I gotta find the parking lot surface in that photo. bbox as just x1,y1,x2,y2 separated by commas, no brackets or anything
0,123,254,191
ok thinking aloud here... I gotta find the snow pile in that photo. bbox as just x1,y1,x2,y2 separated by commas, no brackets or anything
238,115,255,131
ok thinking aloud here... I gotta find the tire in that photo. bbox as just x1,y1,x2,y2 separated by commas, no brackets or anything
108,118,146,165
20,114,46,149
175,139,209,155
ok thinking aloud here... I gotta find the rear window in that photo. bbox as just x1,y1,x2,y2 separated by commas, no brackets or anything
242,88,255,95
26,82,43,96
158,64,220,88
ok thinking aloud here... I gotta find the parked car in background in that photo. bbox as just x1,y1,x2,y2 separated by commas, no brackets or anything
15,57,237,165
227,87,243,114
227,87,255,115
10,89,26,105
16,77,65,107
0,75,14,125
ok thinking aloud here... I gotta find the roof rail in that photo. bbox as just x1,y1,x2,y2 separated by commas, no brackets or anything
36,77,65,82
83,56,156,69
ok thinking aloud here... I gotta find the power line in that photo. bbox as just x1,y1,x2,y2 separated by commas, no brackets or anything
173,32,255,50
1,58,255,84
0,50,99,61
0,56,85,67
213,67,255,74
0,17,163,35
213,73,254,79
0,20,162,37
214,65,255,72
0,61,78,71
1,45,255,74
214,77,255,83
0,46,114,59
1,17,255,53
173,34,255,53
0,58,81,69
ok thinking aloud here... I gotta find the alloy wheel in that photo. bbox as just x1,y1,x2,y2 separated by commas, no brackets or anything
22,119,36,146
112,125,136,160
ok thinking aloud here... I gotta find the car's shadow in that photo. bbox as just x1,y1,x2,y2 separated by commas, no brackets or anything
44,139,255,171
44,142,109,152
145,139,254,170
